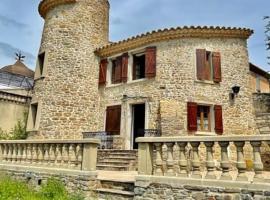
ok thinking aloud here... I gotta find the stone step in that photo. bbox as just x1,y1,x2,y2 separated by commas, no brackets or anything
102,156,137,161
96,188,134,199
98,161,131,166
108,152,137,157
97,165,129,171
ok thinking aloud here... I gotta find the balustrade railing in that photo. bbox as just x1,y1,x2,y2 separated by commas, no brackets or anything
136,135,270,183
0,139,100,171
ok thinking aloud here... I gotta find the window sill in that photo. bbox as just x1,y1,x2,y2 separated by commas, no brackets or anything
127,78,147,84
195,131,217,136
194,80,219,85
26,129,39,133
34,76,45,81
105,83,123,88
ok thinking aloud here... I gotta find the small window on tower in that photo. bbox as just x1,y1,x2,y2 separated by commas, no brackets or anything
35,51,47,79
27,102,39,131
133,53,145,80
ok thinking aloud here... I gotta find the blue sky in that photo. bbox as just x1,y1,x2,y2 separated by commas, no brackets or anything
0,0,269,71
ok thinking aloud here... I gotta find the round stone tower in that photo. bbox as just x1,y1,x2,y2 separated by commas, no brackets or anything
30,0,109,139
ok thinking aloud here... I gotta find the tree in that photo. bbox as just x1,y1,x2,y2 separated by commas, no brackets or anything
265,16,270,65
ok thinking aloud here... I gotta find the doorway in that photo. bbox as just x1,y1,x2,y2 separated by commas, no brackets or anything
132,104,145,149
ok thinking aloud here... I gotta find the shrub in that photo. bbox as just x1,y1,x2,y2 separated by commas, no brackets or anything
0,176,86,200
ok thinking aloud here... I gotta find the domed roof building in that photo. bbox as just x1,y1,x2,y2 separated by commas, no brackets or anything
0,56,33,132
0,59,34,89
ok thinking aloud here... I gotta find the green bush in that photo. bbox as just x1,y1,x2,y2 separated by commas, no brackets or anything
0,176,86,200
0,111,28,140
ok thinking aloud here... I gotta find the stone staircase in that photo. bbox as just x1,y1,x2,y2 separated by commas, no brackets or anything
96,179,135,200
97,150,138,171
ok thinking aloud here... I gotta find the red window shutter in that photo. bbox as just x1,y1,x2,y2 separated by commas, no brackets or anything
115,56,122,83
122,53,129,83
214,105,223,135
187,102,198,132
99,59,107,86
196,49,206,80
145,46,156,78
212,52,222,83
105,105,121,135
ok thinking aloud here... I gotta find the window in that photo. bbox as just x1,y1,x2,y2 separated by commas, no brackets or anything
196,49,221,83
133,54,146,80
27,102,39,131
256,75,261,93
111,59,121,84
105,105,121,135
35,51,47,79
197,105,211,132
187,102,223,134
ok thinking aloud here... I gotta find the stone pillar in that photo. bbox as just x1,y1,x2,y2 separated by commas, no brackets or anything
138,142,153,175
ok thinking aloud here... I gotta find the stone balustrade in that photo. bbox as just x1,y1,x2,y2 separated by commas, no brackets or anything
0,139,100,172
136,135,270,183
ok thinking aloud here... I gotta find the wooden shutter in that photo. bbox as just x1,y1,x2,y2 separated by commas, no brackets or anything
214,105,223,135
212,52,222,83
187,102,198,132
115,56,122,83
122,53,129,83
196,49,206,80
145,46,156,78
99,59,107,86
105,105,121,135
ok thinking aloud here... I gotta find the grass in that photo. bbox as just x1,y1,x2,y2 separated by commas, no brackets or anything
0,175,85,200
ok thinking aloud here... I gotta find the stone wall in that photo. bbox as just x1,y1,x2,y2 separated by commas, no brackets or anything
0,91,29,132
135,177,270,200
1,168,98,199
253,93,270,114
31,0,109,139
134,183,270,200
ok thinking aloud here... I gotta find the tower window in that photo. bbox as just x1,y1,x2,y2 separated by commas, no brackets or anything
27,102,39,131
35,51,47,79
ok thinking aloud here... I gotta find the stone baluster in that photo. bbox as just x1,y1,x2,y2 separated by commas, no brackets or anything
50,144,56,167
12,144,17,163
22,144,27,164
27,144,33,164
165,143,175,176
56,144,62,166
234,141,248,181
0,144,3,162
3,144,8,163
8,144,13,163
69,144,76,168
62,144,69,167
32,144,38,165
190,142,201,178
218,142,232,180
44,144,50,164
205,142,216,179
178,142,188,177
38,144,44,165
250,141,264,182
76,144,82,169
17,144,23,164
154,143,163,176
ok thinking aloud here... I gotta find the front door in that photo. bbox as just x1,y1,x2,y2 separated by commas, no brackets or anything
132,104,145,149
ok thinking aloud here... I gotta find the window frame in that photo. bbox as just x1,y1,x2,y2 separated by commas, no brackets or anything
26,100,41,132
132,52,146,81
34,51,48,80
